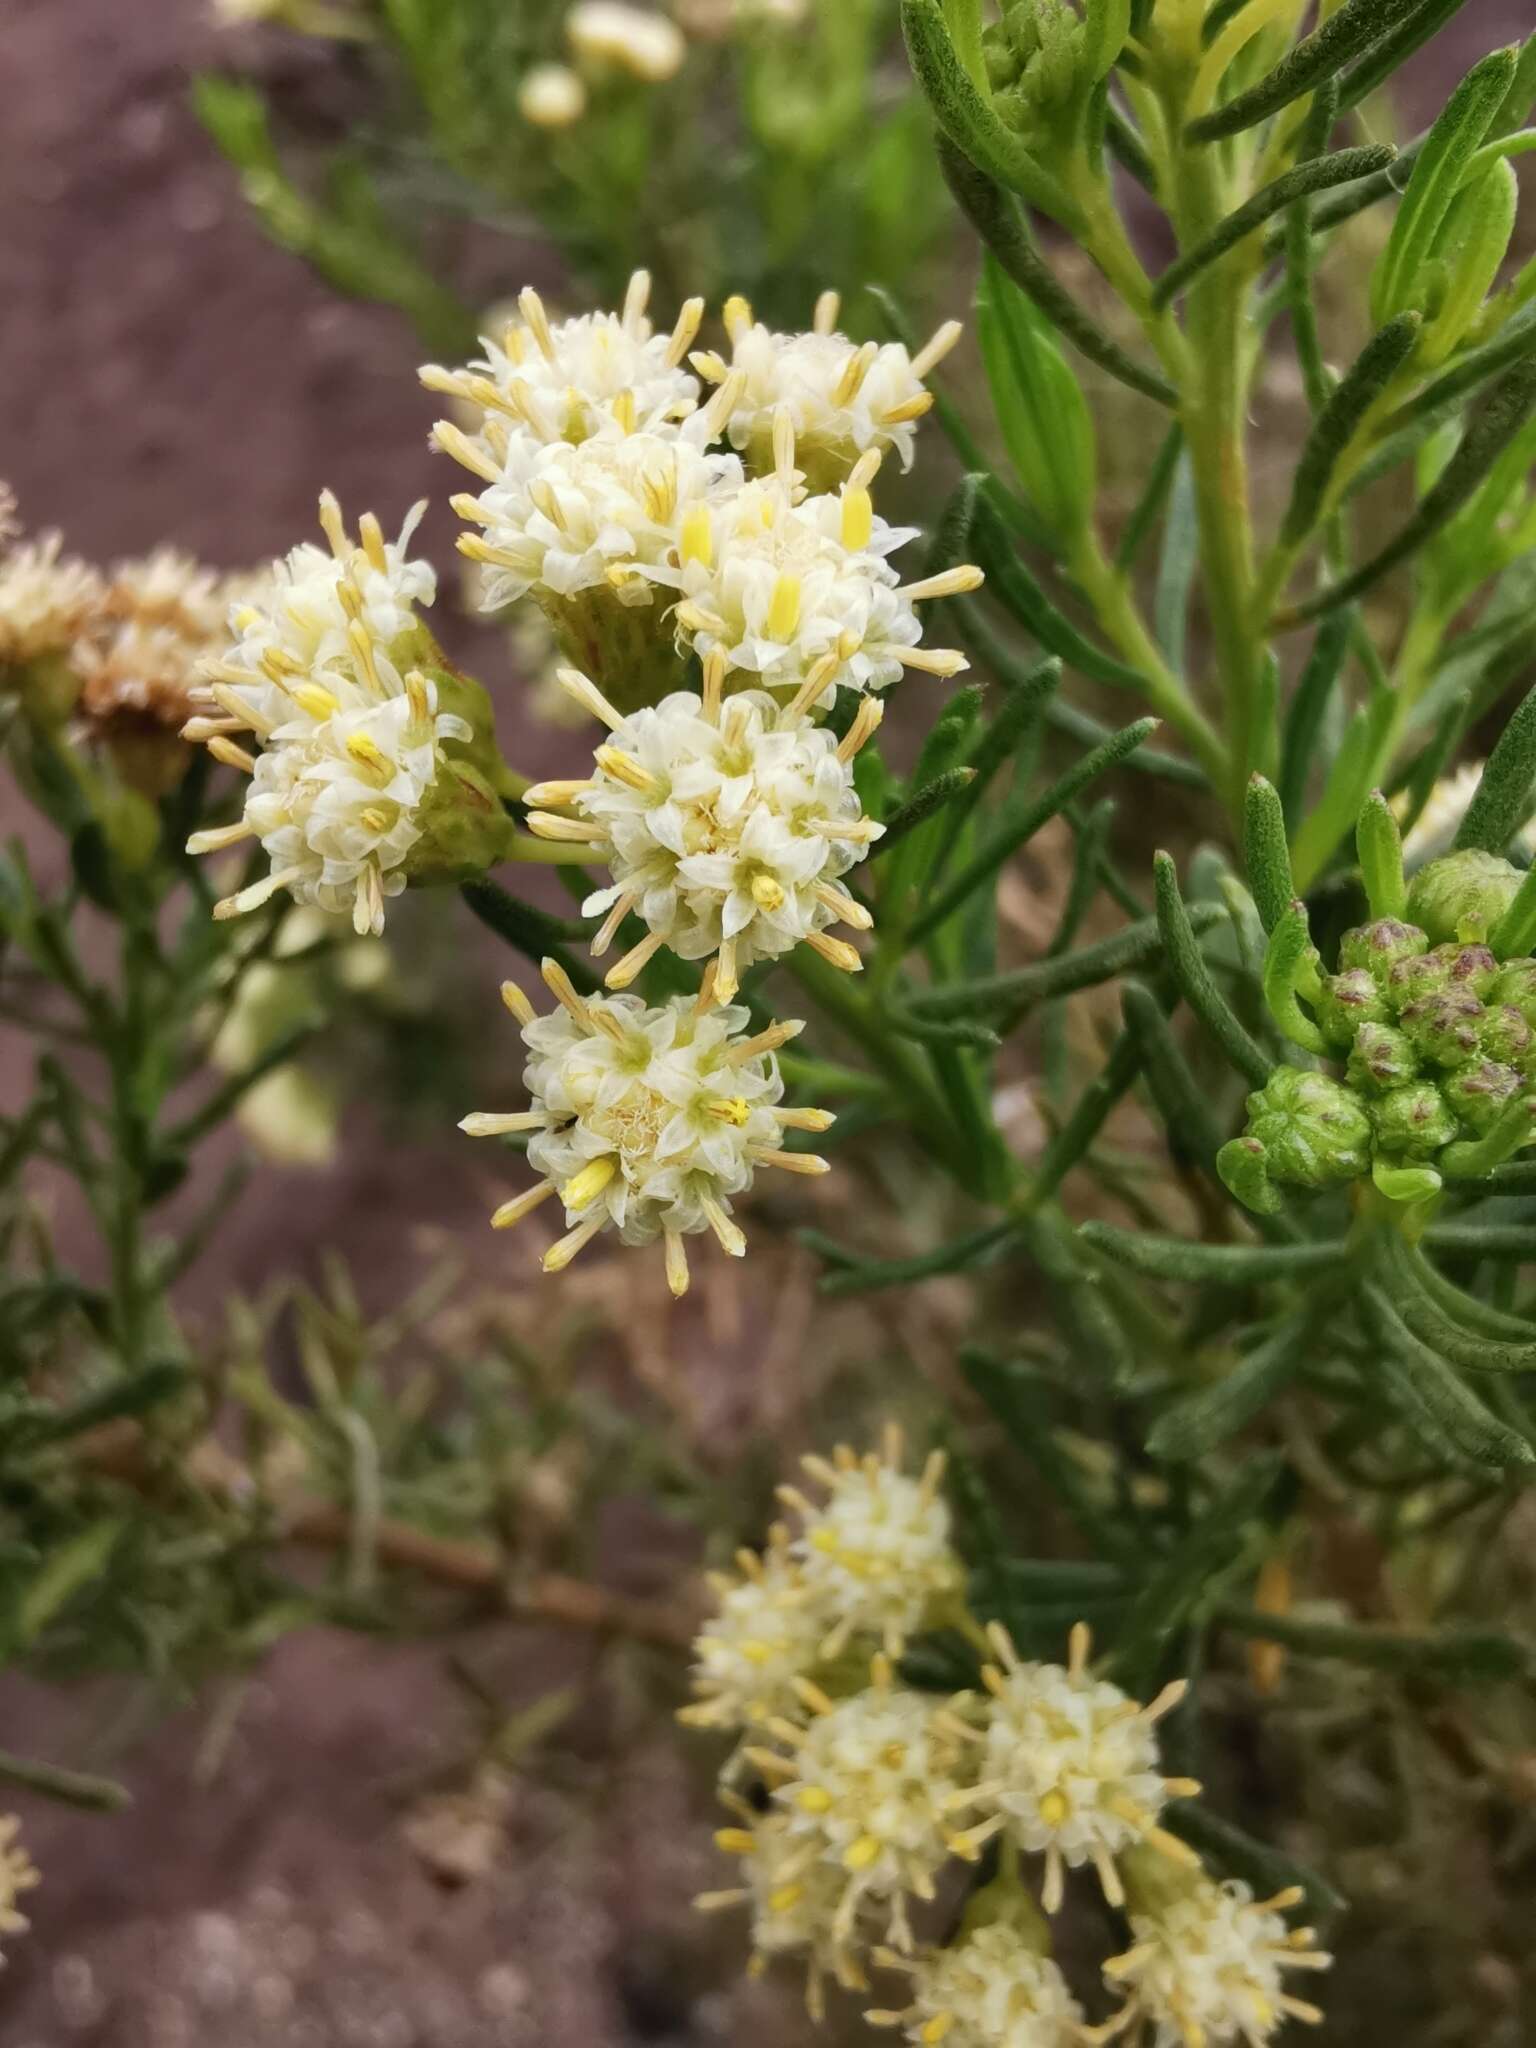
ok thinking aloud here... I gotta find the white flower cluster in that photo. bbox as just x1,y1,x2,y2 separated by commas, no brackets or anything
1104,1865,1331,2048
183,494,470,936
688,1437,1330,2047
0,1814,38,1966
460,959,832,1293
682,1428,963,1731
524,667,883,1001
0,527,104,671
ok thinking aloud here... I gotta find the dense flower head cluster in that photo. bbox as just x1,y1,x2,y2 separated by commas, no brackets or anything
1220,850,1536,1213
683,1435,1327,2045
460,960,831,1294
181,494,505,936
0,527,105,674
0,1815,38,1966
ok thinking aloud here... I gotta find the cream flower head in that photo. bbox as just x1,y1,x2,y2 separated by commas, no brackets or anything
655,431,977,706
184,493,472,936
0,1815,39,1959
866,1921,1086,2048
695,291,963,488
523,659,883,1003
449,414,742,614
955,1624,1202,1915
681,1528,831,1732
698,1805,873,2020
460,961,832,1294
0,530,104,668
756,1656,981,1965
566,1,686,80
778,1424,965,1659
1104,1862,1331,2048
422,271,705,469
517,61,587,128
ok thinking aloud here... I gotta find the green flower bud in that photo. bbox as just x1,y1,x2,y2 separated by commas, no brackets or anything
1430,942,1500,998
1406,849,1524,945
1479,1002,1534,1068
1385,948,1453,1010
1399,989,1485,1068
1338,917,1428,980
1346,1020,1420,1095
1492,958,1536,1028
1369,1082,1458,1160
1443,1060,1523,1137
1243,1068,1373,1187
1313,967,1389,1045
401,756,518,886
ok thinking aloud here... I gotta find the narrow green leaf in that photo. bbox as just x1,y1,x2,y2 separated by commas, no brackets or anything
977,256,1096,544
1080,1224,1346,1286
1337,0,1476,112
24,1363,188,1450
1220,1605,1525,1681
1153,146,1396,310
1453,678,1536,852
1029,1024,1145,1205
10,1520,126,1649
1357,789,1407,918
939,138,1177,408
1153,452,1198,670
872,767,978,857
1278,315,1423,547
1372,48,1519,325
0,1748,131,1812
816,1221,1018,1296
1384,1236,1536,1370
912,720,1158,941
1281,355,1536,627
1377,304,1536,440
1116,423,1184,571
1425,1216,1536,1251
1148,1323,1316,1460
1243,775,1295,935
1120,979,1229,1171
1278,611,1354,826
1264,902,1327,1054
906,907,1222,1018
1186,0,1427,144
1153,853,1273,1087
1362,1284,1535,1466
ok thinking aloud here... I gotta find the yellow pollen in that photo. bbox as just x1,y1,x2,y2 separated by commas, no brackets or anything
750,872,786,912
723,294,753,342
291,682,339,721
767,1883,804,1914
841,487,874,553
345,732,391,778
1038,1790,1070,1828
842,1835,882,1872
707,1096,752,1125
680,502,714,569
562,1156,618,1211
612,388,637,434
796,1786,833,1814
360,807,389,834
713,1828,756,1855
921,2018,955,2045
767,573,801,642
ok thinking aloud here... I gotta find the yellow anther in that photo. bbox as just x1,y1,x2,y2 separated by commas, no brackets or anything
345,732,391,778
767,1883,804,1914
713,1827,757,1854
612,387,637,434
1038,1790,1070,1828
357,511,388,571
840,486,874,553
842,1835,882,1872
679,501,714,569
749,872,786,913
562,1156,618,1212
595,744,658,793
921,2018,955,2045
795,1787,833,1814
767,572,801,642
360,807,390,834
288,682,338,722
706,1096,752,1126
723,294,753,342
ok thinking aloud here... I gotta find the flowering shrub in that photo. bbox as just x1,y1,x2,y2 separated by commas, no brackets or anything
5,5,1536,2040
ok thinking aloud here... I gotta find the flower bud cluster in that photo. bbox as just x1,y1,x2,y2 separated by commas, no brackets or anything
1221,852,1536,1212
684,1434,1327,2044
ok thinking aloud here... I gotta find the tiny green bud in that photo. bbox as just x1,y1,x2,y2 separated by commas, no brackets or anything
1491,958,1536,1027
1242,1067,1373,1188
1399,989,1486,1068
1430,941,1499,998
1406,849,1525,945
1479,1003,1534,1068
1369,1082,1459,1161
1386,948,1453,1010
1338,917,1428,980
1346,1020,1420,1095
1444,1060,1523,1138
1313,967,1389,1046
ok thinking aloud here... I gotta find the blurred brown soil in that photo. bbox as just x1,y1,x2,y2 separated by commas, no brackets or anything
1,0,1533,2042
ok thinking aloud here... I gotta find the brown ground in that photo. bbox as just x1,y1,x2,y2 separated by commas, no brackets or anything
2,1,1533,2043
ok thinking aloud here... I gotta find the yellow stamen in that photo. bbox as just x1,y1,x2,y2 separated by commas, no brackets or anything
518,286,554,359
317,489,349,558
910,319,962,380
562,1156,617,1211
707,1097,752,1126
500,978,537,1026
667,296,705,368
596,745,660,794
882,391,935,425
490,1181,556,1230
805,930,863,974
750,872,786,913
813,289,840,336
679,500,714,569
766,573,802,643
432,420,502,482
542,1213,607,1272
664,1229,689,1298
291,682,339,721
832,341,877,408
723,294,753,342
345,732,391,779
605,927,667,989
840,486,874,553
901,565,985,602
